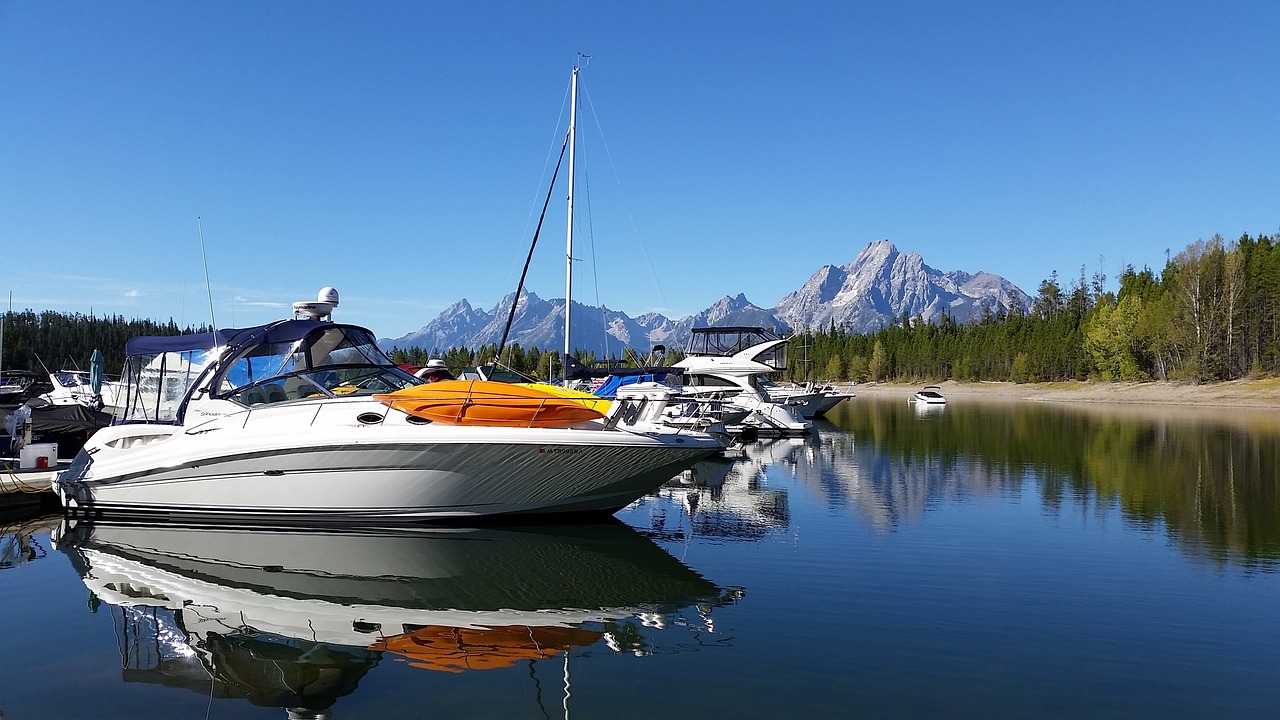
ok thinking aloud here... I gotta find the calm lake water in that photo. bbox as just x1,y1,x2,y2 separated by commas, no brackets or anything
2,397,1278,719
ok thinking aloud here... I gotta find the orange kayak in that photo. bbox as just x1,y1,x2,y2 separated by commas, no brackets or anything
375,379,607,428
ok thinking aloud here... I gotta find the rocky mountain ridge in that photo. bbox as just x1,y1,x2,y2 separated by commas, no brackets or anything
379,241,1031,354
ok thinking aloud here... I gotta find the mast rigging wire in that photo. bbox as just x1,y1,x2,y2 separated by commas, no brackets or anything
497,135,569,361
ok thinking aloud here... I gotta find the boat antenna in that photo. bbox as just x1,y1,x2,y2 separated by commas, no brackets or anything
197,217,219,344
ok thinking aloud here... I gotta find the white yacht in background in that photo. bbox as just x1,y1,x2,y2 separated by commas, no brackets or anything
54,288,723,522
756,377,853,419
37,368,124,412
673,327,813,436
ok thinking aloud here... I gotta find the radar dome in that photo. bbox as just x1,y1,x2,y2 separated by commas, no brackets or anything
318,287,340,305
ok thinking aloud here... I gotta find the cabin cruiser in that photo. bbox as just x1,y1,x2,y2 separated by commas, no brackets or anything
673,327,812,436
37,368,124,412
912,385,947,404
54,289,724,522
0,370,51,405
755,377,853,419
559,357,750,438
54,519,736,713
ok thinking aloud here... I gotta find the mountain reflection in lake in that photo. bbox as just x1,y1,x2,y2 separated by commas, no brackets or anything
2,398,1278,718
822,397,1279,568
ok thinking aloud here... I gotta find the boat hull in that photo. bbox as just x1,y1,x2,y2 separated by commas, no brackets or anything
56,400,720,522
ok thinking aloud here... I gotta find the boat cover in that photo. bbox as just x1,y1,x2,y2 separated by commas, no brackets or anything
1,403,111,453
564,355,681,381
124,319,343,356
592,374,669,399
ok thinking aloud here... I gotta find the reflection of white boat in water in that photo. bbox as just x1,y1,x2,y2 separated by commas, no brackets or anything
911,386,947,404
657,438,800,539
54,288,722,522
55,519,739,714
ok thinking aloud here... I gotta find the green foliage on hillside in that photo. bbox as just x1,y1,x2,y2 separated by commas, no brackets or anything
787,232,1280,384
0,310,207,375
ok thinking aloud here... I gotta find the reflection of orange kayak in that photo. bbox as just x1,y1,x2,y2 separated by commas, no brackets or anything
375,380,606,428
372,625,603,673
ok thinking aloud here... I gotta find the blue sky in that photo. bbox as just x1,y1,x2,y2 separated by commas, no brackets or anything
2,1,1276,339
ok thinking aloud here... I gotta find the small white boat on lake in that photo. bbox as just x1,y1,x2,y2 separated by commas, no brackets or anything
912,385,947,404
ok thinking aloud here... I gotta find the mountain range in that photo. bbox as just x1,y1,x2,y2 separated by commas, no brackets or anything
379,240,1032,354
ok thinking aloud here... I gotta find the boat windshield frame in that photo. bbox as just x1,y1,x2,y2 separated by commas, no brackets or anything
113,321,419,424
209,324,418,406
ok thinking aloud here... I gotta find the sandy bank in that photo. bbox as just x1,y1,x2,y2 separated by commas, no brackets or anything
843,379,1280,410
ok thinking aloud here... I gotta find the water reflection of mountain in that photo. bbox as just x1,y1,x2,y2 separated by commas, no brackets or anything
56,520,739,717
824,399,1280,568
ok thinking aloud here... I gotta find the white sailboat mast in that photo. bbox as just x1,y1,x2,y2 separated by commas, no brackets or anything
563,65,578,381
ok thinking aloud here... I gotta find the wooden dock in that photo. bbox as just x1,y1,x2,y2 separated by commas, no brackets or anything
0,459,62,512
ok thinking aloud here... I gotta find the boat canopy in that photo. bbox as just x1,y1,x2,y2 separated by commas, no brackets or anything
563,355,681,381
686,327,789,370
123,320,335,356
115,320,412,425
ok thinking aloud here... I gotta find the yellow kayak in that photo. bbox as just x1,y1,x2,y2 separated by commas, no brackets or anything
516,383,613,414
375,379,606,428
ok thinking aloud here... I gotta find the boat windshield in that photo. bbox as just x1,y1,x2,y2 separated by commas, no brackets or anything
53,371,89,388
213,325,418,405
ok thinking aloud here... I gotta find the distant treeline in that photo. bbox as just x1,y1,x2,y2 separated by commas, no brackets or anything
788,232,1280,384
0,311,207,375
388,344,686,380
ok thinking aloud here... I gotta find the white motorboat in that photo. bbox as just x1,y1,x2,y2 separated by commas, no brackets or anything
54,519,735,709
756,377,853,419
673,327,813,436
0,370,49,406
54,290,723,522
37,369,124,412
912,385,947,404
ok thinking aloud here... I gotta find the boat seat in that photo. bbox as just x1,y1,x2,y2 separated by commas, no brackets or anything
241,388,267,406
262,385,288,403
284,376,320,399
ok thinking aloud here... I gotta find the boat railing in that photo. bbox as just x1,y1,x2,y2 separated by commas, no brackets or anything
234,397,392,430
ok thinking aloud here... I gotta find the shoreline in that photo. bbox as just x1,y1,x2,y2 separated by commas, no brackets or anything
841,378,1280,410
